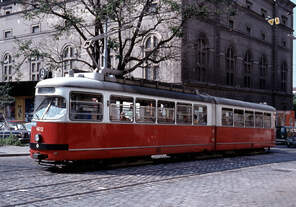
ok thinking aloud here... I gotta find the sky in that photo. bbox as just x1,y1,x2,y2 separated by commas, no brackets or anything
293,0,296,87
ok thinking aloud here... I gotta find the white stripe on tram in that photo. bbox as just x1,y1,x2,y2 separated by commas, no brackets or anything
68,143,213,151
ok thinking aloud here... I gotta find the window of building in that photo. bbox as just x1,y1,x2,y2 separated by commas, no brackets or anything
176,103,192,125
281,15,288,25
259,79,266,89
30,56,42,81
261,32,266,41
255,112,263,128
222,108,233,126
109,95,134,122
234,109,244,127
70,92,103,121
261,9,267,18
32,25,40,33
259,55,267,89
245,111,254,128
193,105,207,125
281,62,287,90
3,54,13,82
194,38,208,82
244,51,252,88
246,26,251,35
259,55,267,76
62,45,75,76
246,0,253,9
157,100,175,124
281,40,287,47
135,98,156,123
4,30,12,39
3,6,12,15
144,34,160,81
145,0,159,13
229,20,234,30
225,47,235,86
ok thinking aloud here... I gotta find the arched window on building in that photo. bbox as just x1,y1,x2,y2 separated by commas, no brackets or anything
143,34,159,81
30,56,42,81
259,55,268,89
194,38,208,82
243,50,252,88
3,54,13,82
281,62,287,91
225,47,236,86
62,45,75,76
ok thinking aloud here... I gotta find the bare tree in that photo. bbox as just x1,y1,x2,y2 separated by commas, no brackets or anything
17,0,236,77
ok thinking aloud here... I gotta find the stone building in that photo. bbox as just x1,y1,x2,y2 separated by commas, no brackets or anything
0,0,295,120
182,0,295,110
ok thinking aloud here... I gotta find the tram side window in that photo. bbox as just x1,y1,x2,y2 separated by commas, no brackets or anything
222,108,233,126
234,109,244,127
110,96,134,122
193,105,207,125
264,113,271,128
255,112,264,128
245,111,254,128
157,101,175,124
70,93,103,121
177,103,192,124
135,98,156,123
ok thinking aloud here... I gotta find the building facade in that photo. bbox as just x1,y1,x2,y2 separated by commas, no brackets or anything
0,0,295,120
182,0,295,110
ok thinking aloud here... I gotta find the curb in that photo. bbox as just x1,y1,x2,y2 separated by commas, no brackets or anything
0,153,30,157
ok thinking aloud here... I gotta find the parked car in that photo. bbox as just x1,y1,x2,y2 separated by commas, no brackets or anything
0,121,30,143
24,122,36,138
287,136,296,147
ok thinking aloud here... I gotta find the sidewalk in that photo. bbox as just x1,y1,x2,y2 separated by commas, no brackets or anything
0,145,30,157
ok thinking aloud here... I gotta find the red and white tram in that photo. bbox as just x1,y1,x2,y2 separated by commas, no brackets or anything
30,72,276,164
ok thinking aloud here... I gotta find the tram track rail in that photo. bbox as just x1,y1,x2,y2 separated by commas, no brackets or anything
1,150,274,207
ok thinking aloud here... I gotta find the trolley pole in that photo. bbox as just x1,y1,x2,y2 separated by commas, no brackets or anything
103,19,108,70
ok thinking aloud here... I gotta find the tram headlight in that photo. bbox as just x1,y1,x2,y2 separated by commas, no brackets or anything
34,134,42,143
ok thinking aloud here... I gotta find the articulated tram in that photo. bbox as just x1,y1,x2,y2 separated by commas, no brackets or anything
30,72,276,164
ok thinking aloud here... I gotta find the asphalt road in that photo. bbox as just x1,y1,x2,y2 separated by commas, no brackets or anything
1,146,296,207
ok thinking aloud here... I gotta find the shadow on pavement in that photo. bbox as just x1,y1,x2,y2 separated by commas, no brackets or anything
45,146,296,177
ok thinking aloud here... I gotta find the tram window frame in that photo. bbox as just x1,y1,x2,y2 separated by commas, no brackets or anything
135,98,156,123
193,104,207,125
234,109,244,127
69,92,103,121
176,102,192,125
222,108,234,127
157,100,175,124
109,95,134,122
34,95,67,120
255,112,264,128
245,110,255,128
263,113,271,128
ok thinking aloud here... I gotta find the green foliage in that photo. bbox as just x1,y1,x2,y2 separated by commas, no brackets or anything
0,134,23,146
0,84,15,110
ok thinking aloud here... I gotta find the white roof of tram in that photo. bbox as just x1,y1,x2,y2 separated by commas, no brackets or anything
36,74,276,112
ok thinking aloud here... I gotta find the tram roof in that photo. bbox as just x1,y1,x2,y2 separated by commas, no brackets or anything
36,77,275,112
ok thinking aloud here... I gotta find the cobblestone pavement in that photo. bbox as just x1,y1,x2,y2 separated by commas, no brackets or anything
1,146,296,207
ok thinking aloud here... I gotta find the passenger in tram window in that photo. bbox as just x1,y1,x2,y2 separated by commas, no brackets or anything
120,112,130,121
201,114,207,125
193,114,199,125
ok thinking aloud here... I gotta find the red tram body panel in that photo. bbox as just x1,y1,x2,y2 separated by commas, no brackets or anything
215,127,274,151
29,73,276,164
30,122,215,161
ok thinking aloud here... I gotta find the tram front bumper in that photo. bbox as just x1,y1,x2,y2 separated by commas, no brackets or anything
32,152,48,160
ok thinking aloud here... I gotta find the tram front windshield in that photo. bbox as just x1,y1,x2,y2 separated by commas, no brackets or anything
33,96,66,120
